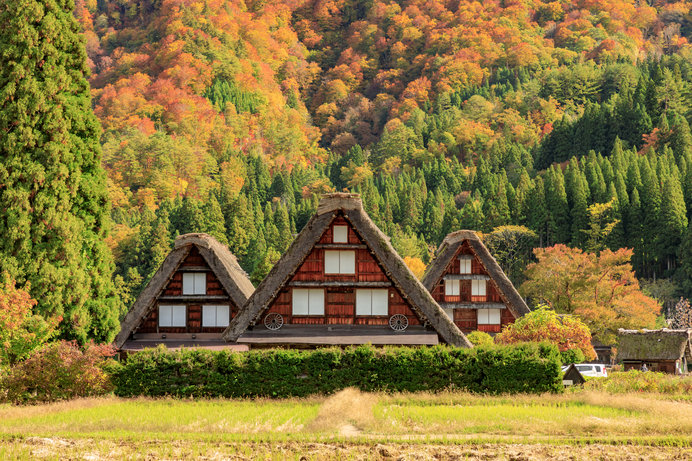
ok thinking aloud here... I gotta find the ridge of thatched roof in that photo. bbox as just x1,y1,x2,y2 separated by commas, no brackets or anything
421,230,531,318
223,193,472,347
114,233,254,349
616,328,692,361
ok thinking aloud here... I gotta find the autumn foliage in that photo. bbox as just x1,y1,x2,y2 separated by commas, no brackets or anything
520,245,660,345
0,274,58,367
496,305,597,361
1,341,116,404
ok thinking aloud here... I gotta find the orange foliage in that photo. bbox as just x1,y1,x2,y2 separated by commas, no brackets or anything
520,245,660,345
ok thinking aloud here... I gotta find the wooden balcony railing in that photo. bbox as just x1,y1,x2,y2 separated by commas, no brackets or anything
477,324,501,333
470,295,487,303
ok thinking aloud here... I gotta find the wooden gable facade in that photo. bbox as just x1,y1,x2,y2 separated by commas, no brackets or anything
114,233,255,352
224,193,472,348
263,216,422,328
422,230,530,335
134,246,239,336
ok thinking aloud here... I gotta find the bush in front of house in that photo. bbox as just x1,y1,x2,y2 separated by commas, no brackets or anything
559,348,586,365
584,371,692,394
0,340,116,404
466,331,494,347
110,342,562,398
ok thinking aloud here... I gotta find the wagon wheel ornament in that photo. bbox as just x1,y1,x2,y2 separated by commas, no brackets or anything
264,313,284,331
389,314,409,332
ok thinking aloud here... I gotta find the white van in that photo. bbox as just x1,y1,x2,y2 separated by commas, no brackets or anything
561,363,608,378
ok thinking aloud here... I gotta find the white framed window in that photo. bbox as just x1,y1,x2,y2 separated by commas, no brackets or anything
472,280,486,296
324,250,356,274
477,308,501,325
356,289,389,316
443,308,455,321
159,305,186,327
202,305,230,327
444,279,460,296
333,225,348,243
182,272,206,295
460,256,472,274
292,288,325,315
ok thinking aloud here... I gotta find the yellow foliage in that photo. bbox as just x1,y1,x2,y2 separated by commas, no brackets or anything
403,256,426,280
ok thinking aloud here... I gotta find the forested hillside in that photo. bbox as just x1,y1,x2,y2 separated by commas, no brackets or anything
72,0,692,303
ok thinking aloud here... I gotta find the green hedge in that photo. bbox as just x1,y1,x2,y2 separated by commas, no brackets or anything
109,343,562,397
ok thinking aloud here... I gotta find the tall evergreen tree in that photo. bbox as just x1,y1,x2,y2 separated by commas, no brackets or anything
0,0,122,342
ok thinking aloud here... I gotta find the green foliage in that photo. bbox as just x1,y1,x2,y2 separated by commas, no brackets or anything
584,371,692,395
496,305,597,360
0,0,122,342
466,331,494,347
560,348,586,365
1,341,116,404
110,344,563,397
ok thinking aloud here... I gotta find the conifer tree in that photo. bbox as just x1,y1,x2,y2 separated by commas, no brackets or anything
0,0,122,342
658,176,688,273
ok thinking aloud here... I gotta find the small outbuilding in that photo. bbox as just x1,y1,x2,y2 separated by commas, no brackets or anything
562,364,586,387
616,328,692,374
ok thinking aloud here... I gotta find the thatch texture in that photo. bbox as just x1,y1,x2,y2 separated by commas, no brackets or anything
616,329,692,361
223,193,472,348
421,230,530,318
114,233,254,349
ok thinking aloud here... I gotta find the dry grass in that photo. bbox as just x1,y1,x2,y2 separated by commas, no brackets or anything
307,388,377,434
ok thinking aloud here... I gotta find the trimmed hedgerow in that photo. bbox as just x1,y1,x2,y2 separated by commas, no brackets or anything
110,343,562,398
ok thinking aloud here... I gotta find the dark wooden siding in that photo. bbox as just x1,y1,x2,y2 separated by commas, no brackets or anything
262,217,420,327
135,247,236,334
431,241,516,333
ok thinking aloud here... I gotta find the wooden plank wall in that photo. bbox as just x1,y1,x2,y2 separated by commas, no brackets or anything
263,217,420,326
136,247,234,334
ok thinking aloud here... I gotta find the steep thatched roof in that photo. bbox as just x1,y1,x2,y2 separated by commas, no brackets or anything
421,230,530,318
114,233,254,349
616,329,692,361
223,193,472,348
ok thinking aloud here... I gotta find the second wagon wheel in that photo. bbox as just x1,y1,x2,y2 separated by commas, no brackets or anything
389,314,409,332
264,313,284,331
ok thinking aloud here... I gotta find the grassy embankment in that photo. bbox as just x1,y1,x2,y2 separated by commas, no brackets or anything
1,387,692,459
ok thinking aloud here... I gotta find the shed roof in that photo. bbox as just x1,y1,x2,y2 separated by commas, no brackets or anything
616,328,692,361
114,233,254,349
421,230,531,318
223,193,472,348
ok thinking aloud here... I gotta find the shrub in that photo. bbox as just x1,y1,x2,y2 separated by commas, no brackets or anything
560,348,585,364
584,371,692,394
466,331,494,347
110,343,562,398
496,305,597,360
1,341,116,404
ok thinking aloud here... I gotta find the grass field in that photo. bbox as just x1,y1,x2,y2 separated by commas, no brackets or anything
1,389,691,459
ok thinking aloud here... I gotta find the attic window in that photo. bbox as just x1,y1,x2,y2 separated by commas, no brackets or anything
324,250,355,274
472,280,486,296
460,256,473,274
182,272,206,295
445,280,460,296
333,225,348,243
159,305,186,327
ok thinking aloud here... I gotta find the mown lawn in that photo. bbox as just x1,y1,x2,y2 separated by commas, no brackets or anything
1,389,691,459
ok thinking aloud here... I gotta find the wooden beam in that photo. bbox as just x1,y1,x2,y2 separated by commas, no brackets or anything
158,295,230,302
440,302,507,310
314,244,368,249
176,266,210,272
288,281,392,288
443,274,490,280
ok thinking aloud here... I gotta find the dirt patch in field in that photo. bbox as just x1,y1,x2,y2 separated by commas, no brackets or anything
9,438,692,460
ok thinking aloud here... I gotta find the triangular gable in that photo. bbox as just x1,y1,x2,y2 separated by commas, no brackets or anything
114,233,254,348
421,230,530,319
223,193,472,347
